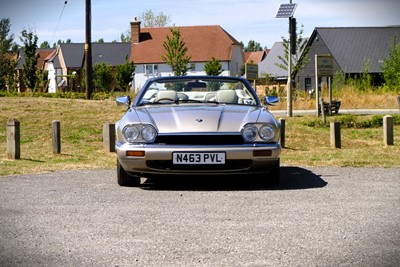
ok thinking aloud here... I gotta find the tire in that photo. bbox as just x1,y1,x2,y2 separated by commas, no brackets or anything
269,159,280,186
256,159,280,187
117,159,140,187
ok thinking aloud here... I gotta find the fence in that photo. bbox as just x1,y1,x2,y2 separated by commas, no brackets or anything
5,117,396,160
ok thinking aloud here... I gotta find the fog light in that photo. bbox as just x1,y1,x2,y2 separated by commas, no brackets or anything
253,150,272,157
126,151,145,157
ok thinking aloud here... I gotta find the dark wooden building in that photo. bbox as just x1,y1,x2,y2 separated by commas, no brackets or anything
296,26,400,91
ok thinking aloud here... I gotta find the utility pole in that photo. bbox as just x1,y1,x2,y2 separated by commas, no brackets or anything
276,1,297,117
85,0,93,99
287,25,292,117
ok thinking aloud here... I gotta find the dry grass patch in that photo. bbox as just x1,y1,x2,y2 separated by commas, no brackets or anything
0,97,124,176
280,116,400,167
265,85,399,110
1,96,399,176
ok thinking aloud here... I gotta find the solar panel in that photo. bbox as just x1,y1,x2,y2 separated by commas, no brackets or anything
275,3,297,18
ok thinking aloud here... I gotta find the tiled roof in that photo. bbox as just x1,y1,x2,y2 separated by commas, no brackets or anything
244,51,267,64
258,42,287,78
130,25,241,64
314,26,400,73
17,48,55,69
58,43,131,68
36,48,55,69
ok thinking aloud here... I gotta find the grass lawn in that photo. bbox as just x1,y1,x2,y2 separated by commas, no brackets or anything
1,97,399,176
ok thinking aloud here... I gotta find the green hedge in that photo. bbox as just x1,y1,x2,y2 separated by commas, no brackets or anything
0,91,130,100
304,114,400,129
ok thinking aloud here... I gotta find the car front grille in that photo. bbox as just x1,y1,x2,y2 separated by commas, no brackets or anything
155,135,244,145
146,160,252,171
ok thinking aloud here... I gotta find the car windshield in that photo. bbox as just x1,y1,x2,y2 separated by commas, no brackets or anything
137,78,258,106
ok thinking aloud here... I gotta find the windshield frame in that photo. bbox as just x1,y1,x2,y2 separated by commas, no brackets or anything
133,76,261,107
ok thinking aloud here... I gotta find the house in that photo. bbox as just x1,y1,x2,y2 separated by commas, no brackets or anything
45,42,131,92
129,19,244,90
16,48,55,92
244,50,268,64
257,41,289,94
296,26,400,91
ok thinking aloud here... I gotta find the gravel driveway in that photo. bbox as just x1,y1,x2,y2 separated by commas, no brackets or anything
1,167,399,266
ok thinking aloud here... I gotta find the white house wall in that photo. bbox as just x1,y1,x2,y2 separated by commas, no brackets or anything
47,62,56,93
133,62,232,91
229,45,245,76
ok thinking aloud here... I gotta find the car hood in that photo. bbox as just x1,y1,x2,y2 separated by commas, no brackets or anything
133,105,265,133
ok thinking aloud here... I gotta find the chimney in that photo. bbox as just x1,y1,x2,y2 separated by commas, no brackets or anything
130,17,141,44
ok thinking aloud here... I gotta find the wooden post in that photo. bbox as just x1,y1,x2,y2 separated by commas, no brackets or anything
383,115,394,146
397,95,400,111
320,97,326,125
103,122,115,152
7,118,20,159
330,121,341,149
279,118,285,149
52,120,61,154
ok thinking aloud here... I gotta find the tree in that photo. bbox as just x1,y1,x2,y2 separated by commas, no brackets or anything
92,63,114,92
120,31,130,42
161,28,191,76
0,18,17,91
52,39,72,48
381,36,400,91
275,23,309,87
20,29,38,90
40,41,50,48
141,10,171,27
120,10,172,42
243,40,263,52
35,69,49,92
204,57,223,76
116,58,135,91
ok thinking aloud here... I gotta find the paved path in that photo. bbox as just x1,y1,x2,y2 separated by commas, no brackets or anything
1,167,399,266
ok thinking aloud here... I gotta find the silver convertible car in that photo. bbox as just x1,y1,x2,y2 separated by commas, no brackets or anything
115,76,281,186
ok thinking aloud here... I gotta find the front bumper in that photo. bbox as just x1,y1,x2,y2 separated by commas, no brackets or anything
116,142,281,176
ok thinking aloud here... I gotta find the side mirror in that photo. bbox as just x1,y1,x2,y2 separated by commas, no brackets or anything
116,96,131,110
264,96,279,106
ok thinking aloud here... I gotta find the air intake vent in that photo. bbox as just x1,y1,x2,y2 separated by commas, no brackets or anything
155,135,244,145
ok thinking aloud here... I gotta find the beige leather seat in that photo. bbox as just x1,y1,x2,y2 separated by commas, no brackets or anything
216,90,238,104
156,90,177,101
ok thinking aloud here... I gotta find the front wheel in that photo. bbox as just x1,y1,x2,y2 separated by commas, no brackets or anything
269,159,280,186
117,160,140,187
256,159,280,186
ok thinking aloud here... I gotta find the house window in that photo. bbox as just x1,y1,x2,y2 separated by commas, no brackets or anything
305,78,311,91
190,64,196,71
144,64,158,75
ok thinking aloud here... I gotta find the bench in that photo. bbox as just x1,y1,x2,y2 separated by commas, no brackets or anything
319,100,341,114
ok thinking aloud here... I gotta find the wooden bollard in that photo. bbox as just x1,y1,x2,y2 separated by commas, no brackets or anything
7,118,20,159
383,115,394,146
103,122,115,152
320,98,326,125
279,118,285,148
330,121,341,149
397,95,400,112
52,120,61,154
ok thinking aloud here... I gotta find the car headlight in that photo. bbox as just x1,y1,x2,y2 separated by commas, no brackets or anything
141,125,157,143
122,124,157,143
123,125,140,143
242,124,258,142
259,124,276,141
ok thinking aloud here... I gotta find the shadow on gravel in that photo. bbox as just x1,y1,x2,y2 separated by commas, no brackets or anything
140,167,327,191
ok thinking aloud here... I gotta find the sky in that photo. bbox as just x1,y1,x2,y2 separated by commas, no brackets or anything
1,0,400,49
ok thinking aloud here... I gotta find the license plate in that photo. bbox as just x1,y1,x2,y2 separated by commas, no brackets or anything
172,152,226,165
